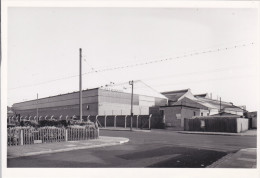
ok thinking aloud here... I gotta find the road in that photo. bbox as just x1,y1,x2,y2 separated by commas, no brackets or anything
7,129,257,168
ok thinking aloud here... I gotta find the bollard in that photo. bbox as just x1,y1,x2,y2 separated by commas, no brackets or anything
104,115,107,128
114,115,117,127
125,115,128,128
137,115,139,129
149,114,152,130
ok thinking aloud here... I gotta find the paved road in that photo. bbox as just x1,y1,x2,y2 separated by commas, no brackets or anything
8,130,256,168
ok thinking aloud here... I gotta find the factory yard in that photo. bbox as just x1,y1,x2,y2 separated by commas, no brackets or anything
7,129,257,168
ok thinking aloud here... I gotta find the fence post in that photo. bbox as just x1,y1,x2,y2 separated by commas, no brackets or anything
149,114,152,130
20,129,24,146
125,115,128,128
114,115,117,127
104,115,107,128
65,129,68,141
137,115,139,129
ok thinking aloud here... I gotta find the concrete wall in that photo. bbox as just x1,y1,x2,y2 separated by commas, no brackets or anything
236,118,249,133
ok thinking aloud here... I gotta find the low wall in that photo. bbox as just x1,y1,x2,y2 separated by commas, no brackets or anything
184,117,249,133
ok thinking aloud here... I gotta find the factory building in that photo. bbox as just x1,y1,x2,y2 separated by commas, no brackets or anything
12,81,168,119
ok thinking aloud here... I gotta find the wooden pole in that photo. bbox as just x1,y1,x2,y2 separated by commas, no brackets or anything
79,48,83,122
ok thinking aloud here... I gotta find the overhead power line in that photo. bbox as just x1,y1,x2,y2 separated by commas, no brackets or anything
8,42,255,91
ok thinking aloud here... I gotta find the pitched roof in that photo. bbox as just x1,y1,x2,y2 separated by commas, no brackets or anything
161,89,189,102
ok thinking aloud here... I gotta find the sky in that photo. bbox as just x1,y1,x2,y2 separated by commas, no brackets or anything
7,7,259,111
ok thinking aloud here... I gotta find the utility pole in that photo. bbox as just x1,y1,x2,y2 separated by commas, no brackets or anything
79,48,83,122
36,93,39,123
129,80,134,131
220,97,222,114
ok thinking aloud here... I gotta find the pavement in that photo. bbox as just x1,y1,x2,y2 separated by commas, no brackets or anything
100,127,151,132
7,136,129,159
207,148,257,168
177,129,257,136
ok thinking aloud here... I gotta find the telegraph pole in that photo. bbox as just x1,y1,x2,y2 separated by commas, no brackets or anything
129,80,134,131
36,93,39,122
220,97,222,114
79,48,83,122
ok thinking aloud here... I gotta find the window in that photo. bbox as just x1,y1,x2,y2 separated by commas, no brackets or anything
194,112,196,116
201,113,203,116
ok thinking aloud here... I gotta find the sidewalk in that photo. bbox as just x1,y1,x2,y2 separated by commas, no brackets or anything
207,148,257,168
177,129,257,136
7,136,129,159
100,127,151,132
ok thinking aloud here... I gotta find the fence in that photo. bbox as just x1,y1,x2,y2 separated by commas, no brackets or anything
82,114,164,129
7,126,99,146
184,117,249,133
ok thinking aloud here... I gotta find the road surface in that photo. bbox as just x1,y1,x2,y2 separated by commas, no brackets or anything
7,129,256,168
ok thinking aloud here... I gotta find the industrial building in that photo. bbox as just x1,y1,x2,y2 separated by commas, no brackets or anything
158,89,245,129
12,81,168,119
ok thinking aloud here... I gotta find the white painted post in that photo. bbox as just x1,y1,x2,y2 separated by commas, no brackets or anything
20,130,24,145
66,115,69,121
149,114,152,130
114,115,117,127
29,116,32,120
20,116,23,122
104,115,107,128
137,115,139,129
59,115,63,120
65,129,68,141
39,116,42,120
45,115,48,120
125,115,128,128
50,115,54,120
34,116,37,120
87,115,90,122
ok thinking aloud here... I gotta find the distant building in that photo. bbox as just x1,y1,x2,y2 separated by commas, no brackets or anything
246,111,257,129
12,81,167,119
158,89,245,129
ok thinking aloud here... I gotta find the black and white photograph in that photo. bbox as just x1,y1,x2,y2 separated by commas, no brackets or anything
1,0,259,178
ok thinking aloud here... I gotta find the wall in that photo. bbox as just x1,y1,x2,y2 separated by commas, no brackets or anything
184,117,249,133
252,117,257,128
98,89,166,115
161,107,181,127
161,106,201,128
13,89,99,110
236,118,249,133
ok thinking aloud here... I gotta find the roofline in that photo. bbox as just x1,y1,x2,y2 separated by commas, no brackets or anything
161,89,190,94
160,104,203,110
12,88,99,105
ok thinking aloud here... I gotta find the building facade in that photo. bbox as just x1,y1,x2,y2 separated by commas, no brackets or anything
12,86,167,119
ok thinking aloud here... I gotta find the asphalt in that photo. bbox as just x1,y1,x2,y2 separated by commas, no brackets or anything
7,129,257,168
